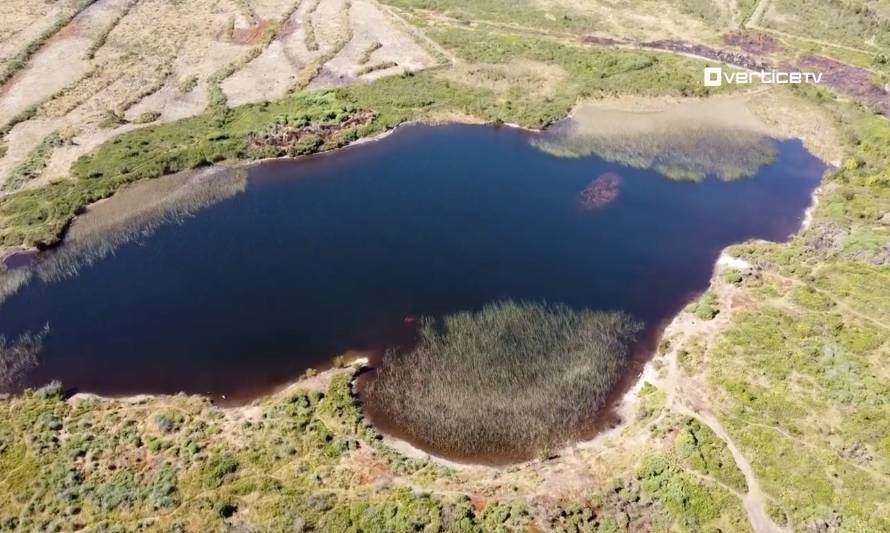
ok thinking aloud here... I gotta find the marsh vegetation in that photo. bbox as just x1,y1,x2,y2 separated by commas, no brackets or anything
0,326,48,392
365,301,642,458
532,100,779,182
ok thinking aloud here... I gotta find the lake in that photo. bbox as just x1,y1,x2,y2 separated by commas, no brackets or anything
0,123,825,403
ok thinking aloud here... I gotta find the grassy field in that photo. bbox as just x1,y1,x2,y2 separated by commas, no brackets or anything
760,0,890,52
702,94,890,529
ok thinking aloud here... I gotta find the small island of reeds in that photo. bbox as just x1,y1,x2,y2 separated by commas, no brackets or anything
364,301,643,460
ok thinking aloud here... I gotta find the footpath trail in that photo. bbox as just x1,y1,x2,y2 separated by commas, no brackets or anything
659,276,787,533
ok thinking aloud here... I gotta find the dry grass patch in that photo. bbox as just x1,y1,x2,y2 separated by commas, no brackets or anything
440,60,567,98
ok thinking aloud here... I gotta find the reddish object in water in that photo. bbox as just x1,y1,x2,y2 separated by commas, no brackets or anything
403,315,417,327
579,172,622,210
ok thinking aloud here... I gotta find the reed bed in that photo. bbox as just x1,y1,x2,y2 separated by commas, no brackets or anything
365,301,641,457
0,326,48,392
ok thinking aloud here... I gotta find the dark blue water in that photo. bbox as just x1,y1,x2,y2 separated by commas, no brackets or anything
0,124,825,401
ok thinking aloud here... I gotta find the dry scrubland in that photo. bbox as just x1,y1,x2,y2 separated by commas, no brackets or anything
0,0,436,197
0,0,890,531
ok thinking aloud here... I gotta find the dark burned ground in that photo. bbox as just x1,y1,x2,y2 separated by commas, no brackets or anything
246,110,375,156
625,35,890,118
641,39,772,72
722,31,784,55
798,55,890,116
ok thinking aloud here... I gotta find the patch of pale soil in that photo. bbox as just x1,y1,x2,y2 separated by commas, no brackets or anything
124,79,209,123
222,24,308,106
222,3,317,106
376,432,495,472
125,26,249,120
747,0,770,26
0,0,132,128
41,0,249,120
312,0,435,88
249,0,301,21
717,251,753,270
39,121,142,184
311,0,349,52
0,0,63,60
0,118,64,191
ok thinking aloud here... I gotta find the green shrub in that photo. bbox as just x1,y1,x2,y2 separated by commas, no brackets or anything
674,417,747,493
204,453,239,488
721,268,744,285
686,292,719,320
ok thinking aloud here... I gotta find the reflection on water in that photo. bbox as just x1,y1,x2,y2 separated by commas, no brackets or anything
533,100,779,182
0,123,825,403
0,167,246,306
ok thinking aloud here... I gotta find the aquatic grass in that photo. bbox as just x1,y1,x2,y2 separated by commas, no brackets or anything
365,301,642,457
533,122,778,182
32,167,247,286
0,326,49,392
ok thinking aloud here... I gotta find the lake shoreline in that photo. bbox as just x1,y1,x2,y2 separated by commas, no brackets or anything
0,90,839,262
0,93,833,466
42,246,777,469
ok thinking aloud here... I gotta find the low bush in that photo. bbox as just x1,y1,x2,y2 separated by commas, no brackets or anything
686,292,719,320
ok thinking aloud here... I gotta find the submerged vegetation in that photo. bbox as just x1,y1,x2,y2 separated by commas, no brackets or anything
0,167,246,310
531,100,778,182
534,125,777,182
0,326,48,392
365,301,641,457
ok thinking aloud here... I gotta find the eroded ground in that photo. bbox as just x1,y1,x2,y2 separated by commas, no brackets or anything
0,0,437,194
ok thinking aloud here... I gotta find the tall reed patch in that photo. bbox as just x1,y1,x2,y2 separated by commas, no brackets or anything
0,326,49,392
365,301,642,458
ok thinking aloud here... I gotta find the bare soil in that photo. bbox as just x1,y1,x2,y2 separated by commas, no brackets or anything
0,0,438,193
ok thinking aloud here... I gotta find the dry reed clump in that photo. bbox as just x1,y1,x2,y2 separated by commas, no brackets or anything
365,301,642,458
36,167,247,285
0,325,49,392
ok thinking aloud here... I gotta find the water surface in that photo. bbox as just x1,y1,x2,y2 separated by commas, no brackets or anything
0,124,825,402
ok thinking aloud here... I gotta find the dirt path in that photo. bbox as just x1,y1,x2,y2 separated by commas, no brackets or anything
659,263,787,533
374,1,457,65
746,0,770,27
